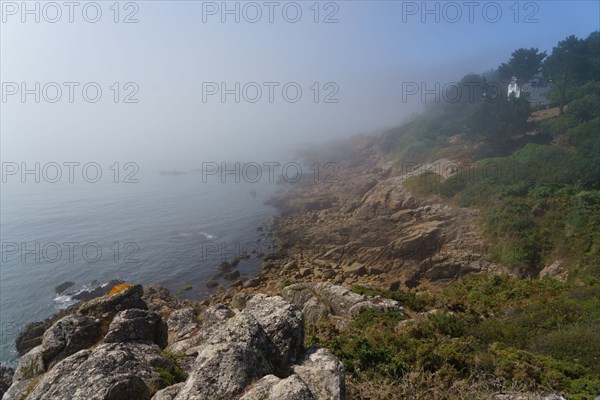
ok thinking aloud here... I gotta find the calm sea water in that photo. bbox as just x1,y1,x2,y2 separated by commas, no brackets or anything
0,171,280,366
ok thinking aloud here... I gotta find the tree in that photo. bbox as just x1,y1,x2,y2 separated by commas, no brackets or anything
498,48,547,91
457,73,488,105
466,94,532,147
543,35,586,115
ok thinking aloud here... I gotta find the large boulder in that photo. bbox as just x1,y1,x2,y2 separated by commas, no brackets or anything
244,294,305,372
167,304,234,355
282,283,406,322
41,314,103,369
301,297,330,324
313,284,365,316
15,321,46,357
2,378,37,400
24,343,174,400
239,374,314,400
166,308,198,342
292,347,345,400
342,262,367,276
280,284,317,310
174,313,273,400
14,345,45,381
15,282,125,357
78,284,147,319
103,309,168,348
151,383,184,400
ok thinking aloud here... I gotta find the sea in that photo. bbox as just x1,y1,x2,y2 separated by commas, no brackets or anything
0,168,282,366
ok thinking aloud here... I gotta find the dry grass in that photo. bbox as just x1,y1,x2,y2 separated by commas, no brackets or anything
345,370,548,400
527,106,564,122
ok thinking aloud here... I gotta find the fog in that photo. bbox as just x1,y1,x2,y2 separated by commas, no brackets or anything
2,1,598,170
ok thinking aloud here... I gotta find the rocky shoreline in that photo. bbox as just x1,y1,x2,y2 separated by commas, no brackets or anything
2,136,570,399
2,281,413,399
211,136,517,305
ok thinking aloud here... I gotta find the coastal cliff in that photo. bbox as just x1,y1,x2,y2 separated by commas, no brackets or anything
2,284,347,400
4,126,598,399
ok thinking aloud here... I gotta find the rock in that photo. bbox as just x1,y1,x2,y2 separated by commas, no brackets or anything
388,280,401,291
78,284,147,319
342,262,367,276
348,297,406,317
313,259,330,268
240,374,314,400
223,269,241,280
151,383,184,400
15,321,46,357
2,378,37,400
263,252,284,262
244,295,304,371
167,308,198,343
293,347,345,400
390,209,414,223
24,343,174,400
167,308,196,335
194,304,235,343
14,345,45,381
167,305,233,356
539,260,564,279
242,277,262,288
283,283,404,321
321,270,336,280
104,309,168,348
41,314,103,369
313,284,365,317
219,261,231,270
231,292,249,310
54,282,75,294
282,284,319,310
283,261,297,271
238,374,280,400
270,375,314,400
6,284,347,400
14,303,86,357
142,285,185,317
0,365,14,397
174,313,273,400
367,267,383,275
206,280,219,288
301,297,330,324
299,268,312,277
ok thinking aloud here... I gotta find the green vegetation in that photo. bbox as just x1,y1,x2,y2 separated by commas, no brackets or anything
380,31,599,160
308,275,600,399
404,114,600,273
156,349,188,385
400,31,599,275
314,31,600,399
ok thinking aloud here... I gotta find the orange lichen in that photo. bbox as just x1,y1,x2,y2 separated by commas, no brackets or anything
108,283,133,296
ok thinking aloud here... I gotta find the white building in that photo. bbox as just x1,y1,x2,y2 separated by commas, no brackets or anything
507,74,551,105
507,76,521,98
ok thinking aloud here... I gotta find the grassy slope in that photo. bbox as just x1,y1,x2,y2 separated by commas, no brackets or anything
305,81,600,398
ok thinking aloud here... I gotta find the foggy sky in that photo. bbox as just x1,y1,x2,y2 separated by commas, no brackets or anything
1,1,599,169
